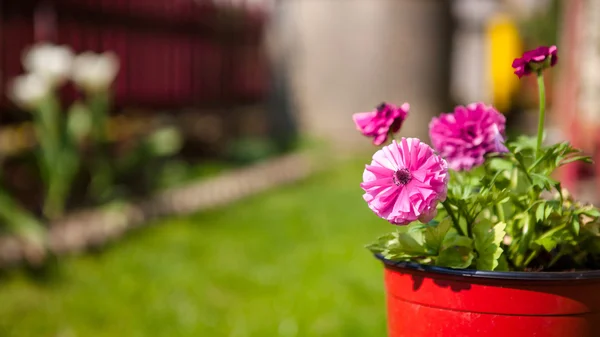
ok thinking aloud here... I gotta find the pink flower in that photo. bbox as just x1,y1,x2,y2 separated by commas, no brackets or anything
361,138,448,225
512,45,558,78
429,103,508,171
353,102,409,145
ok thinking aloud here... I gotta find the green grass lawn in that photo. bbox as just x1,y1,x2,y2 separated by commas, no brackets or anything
0,158,390,337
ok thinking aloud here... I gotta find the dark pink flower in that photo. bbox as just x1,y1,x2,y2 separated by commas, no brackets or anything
361,138,449,225
512,45,558,78
429,103,508,171
353,102,409,145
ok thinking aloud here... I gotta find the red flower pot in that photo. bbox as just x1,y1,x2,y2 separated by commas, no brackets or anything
376,256,600,337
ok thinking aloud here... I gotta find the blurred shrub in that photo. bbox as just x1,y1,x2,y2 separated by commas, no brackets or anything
226,136,278,165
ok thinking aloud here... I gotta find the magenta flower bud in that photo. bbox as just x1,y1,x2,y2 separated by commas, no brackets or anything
512,45,558,78
353,102,409,146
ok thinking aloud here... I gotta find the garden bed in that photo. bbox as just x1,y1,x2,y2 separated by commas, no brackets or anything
0,151,314,268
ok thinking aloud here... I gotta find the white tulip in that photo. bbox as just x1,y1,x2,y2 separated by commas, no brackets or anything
22,43,74,87
71,51,120,93
8,73,51,109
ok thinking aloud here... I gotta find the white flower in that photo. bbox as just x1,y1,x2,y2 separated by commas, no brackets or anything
8,73,51,109
22,43,74,87
71,51,120,93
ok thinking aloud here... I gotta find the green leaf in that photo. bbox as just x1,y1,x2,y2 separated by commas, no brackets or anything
545,203,554,218
487,158,514,172
495,254,510,271
560,155,593,166
526,141,591,175
396,231,427,255
435,229,474,269
473,219,507,271
423,218,452,254
536,236,557,252
582,207,600,219
530,173,558,191
367,224,430,261
365,233,396,254
535,203,545,223
436,245,474,269
0,189,46,246
571,216,581,236
518,215,535,255
441,229,472,249
509,136,537,153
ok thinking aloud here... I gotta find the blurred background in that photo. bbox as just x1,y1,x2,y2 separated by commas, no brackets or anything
0,0,598,336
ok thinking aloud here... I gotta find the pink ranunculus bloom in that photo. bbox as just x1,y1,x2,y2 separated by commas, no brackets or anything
429,103,508,171
512,45,558,78
361,138,449,225
353,102,409,146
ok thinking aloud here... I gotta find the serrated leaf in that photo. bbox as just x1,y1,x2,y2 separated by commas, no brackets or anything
530,173,558,191
525,141,592,175
370,225,430,261
436,245,474,269
535,203,545,223
488,158,514,172
473,219,507,271
366,233,397,254
435,229,474,269
560,155,593,166
441,229,473,250
582,208,600,218
423,218,452,254
396,232,427,255
495,254,510,271
509,136,537,153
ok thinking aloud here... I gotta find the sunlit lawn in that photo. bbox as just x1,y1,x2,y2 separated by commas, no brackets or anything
0,158,389,337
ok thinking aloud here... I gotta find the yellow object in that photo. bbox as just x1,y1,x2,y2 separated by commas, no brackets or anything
486,14,522,113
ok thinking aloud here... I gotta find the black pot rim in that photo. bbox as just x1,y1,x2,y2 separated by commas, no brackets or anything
375,254,600,281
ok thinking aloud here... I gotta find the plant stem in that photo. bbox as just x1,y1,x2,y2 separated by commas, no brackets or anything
466,218,473,238
442,200,467,237
495,203,505,222
35,96,70,219
484,164,505,223
535,71,546,157
524,249,540,267
538,223,567,241
88,91,114,200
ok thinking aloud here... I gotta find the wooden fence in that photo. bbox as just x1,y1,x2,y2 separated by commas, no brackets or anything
0,0,269,121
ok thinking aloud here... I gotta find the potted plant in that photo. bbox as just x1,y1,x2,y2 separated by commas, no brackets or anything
354,46,600,337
